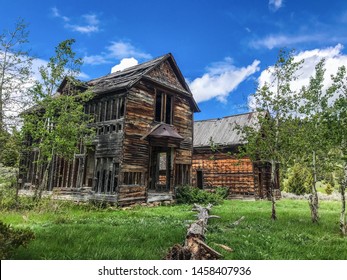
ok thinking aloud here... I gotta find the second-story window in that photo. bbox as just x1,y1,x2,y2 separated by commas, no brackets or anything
155,91,173,124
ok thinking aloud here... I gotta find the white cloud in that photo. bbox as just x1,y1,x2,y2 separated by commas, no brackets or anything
188,57,260,103
111,58,138,73
84,41,151,68
249,44,347,110
83,55,110,65
65,24,99,34
269,0,283,12
250,34,324,50
51,7,70,22
51,8,100,34
107,41,152,60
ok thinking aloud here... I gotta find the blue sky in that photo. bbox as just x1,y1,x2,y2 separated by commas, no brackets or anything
2,0,347,120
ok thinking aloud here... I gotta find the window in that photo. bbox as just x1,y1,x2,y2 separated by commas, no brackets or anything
94,158,119,194
123,172,142,185
155,91,173,124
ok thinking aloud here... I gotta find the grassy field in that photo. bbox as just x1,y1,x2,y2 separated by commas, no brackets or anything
1,199,347,260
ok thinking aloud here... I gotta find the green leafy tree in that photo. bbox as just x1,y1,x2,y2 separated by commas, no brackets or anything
299,59,332,223
0,19,33,167
327,65,347,235
283,162,312,195
0,127,20,167
21,39,93,199
0,18,33,131
239,49,303,220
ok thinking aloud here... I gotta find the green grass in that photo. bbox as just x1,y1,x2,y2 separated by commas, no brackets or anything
1,199,346,260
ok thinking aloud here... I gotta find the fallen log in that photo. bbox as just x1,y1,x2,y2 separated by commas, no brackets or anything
166,203,222,260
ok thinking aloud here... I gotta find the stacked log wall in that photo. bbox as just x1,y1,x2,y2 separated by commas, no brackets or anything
173,95,194,185
192,151,256,197
120,86,154,204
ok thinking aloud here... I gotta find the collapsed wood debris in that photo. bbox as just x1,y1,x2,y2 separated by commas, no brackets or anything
165,203,222,260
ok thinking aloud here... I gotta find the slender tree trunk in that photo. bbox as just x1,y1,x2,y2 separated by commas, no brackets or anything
0,52,6,132
33,145,53,201
34,159,51,200
309,150,319,223
270,159,277,220
0,87,4,132
341,163,347,236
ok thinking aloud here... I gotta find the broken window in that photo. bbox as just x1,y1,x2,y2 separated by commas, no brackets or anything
94,158,119,194
155,91,173,124
123,172,142,185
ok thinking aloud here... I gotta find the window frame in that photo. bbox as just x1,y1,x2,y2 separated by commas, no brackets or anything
154,90,174,124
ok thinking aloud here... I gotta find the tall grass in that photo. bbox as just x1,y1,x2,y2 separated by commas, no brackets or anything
1,199,346,260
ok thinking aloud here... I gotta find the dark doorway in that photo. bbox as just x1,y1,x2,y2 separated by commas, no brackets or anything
197,170,203,189
149,147,172,192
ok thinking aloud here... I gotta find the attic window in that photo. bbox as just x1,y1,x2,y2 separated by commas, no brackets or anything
155,91,173,124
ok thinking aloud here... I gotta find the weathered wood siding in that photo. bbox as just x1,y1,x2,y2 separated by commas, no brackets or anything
147,60,186,92
119,86,154,204
192,149,280,199
19,54,199,205
192,151,257,197
173,94,193,186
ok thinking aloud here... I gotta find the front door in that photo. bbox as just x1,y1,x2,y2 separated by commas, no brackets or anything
149,147,172,192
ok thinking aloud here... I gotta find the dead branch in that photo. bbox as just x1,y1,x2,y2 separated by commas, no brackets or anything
166,204,222,260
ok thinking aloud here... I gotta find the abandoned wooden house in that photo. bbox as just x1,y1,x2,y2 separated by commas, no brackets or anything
19,53,200,205
192,112,280,199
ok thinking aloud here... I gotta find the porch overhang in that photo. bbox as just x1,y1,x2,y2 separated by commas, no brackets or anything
142,123,184,147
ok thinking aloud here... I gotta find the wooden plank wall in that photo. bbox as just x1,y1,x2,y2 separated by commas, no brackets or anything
192,151,257,197
119,86,154,204
173,94,193,187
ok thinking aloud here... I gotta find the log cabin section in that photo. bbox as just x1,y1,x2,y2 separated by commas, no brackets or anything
19,53,200,206
192,112,280,199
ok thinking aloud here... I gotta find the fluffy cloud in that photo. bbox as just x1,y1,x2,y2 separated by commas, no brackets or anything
111,58,138,73
107,41,152,60
51,7,100,34
249,44,347,109
84,41,151,69
188,57,260,103
269,0,284,12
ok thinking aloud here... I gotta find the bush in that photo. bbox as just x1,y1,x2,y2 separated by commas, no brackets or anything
325,183,334,195
175,186,224,205
0,221,35,259
283,163,312,195
215,186,229,199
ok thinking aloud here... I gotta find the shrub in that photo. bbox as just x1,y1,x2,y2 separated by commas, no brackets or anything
175,186,224,205
325,183,334,195
0,221,35,259
0,185,17,210
283,163,312,195
215,186,229,199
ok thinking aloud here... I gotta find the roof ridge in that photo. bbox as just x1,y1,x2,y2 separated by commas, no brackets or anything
194,111,255,123
87,53,170,83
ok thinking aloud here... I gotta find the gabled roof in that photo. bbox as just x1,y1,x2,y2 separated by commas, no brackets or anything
193,111,265,148
88,54,167,93
87,53,200,112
